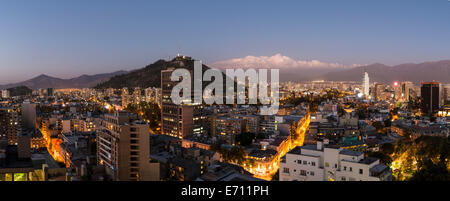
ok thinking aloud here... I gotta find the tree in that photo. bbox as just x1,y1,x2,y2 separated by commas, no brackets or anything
126,102,161,129
391,136,450,181
367,151,393,166
410,160,450,181
271,170,279,181
229,146,246,165
381,143,394,155
235,132,255,146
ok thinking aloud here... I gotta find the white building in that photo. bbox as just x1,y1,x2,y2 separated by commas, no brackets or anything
362,72,370,99
1,90,10,98
279,141,392,181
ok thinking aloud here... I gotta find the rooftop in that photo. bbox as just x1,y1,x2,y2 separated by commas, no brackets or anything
370,163,391,176
288,146,303,155
339,149,363,157
358,157,379,165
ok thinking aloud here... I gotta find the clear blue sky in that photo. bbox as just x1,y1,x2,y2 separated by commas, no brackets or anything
0,0,449,83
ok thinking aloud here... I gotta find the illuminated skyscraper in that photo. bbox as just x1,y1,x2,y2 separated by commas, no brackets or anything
401,81,413,102
393,82,402,101
373,83,385,101
362,72,370,99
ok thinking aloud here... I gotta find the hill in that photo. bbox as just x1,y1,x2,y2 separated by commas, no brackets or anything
7,86,32,96
96,56,213,89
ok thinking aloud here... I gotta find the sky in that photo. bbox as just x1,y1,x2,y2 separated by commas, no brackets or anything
0,0,449,84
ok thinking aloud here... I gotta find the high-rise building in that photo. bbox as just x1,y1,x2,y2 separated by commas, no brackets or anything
161,67,193,139
21,102,36,130
1,90,10,99
421,82,443,114
0,107,19,145
373,83,385,101
161,63,206,139
215,117,246,145
144,87,162,106
47,88,54,97
362,72,370,99
443,84,450,104
96,111,158,181
121,87,130,109
132,87,142,104
393,82,402,101
401,81,413,102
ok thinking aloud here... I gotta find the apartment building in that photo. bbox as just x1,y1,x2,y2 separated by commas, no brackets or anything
215,117,246,145
0,107,19,145
279,141,392,181
96,111,158,181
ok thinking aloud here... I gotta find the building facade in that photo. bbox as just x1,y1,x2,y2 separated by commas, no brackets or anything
279,141,392,181
421,82,443,114
96,111,158,181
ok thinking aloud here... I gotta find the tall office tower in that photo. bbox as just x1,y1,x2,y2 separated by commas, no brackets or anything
401,81,413,102
0,107,19,145
46,88,54,97
362,72,370,99
21,102,36,130
161,67,194,139
392,82,402,101
373,83,385,101
1,90,10,99
444,87,449,104
442,84,450,103
161,58,206,139
421,82,443,114
96,111,158,181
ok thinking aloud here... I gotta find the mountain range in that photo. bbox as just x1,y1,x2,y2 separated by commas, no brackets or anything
1,59,449,90
320,60,450,84
0,71,127,90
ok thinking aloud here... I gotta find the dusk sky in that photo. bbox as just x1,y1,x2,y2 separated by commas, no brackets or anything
0,0,449,84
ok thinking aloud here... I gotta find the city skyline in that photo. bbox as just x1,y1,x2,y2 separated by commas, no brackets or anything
1,0,450,83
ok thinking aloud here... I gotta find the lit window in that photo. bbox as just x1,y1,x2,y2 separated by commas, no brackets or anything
300,170,306,176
